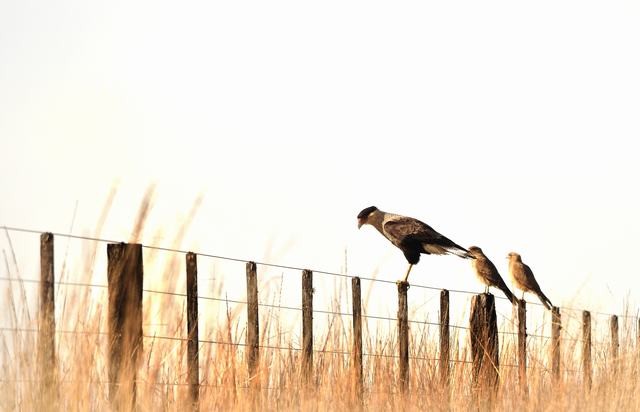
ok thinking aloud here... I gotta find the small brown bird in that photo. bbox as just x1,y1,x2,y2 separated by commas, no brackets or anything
357,206,472,283
468,246,516,304
507,252,552,310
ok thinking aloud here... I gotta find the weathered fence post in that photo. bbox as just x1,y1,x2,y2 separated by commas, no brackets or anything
397,281,409,393
351,277,363,399
470,293,499,398
39,232,56,406
610,315,619,371
246,262,260,391
186,252,200,410
582,310,592,389
439,289,450,389
551,307,561,382
516,299,527,392
302,270,313,385
107,243,143,410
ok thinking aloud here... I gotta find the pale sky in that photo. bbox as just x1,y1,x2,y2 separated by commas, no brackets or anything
2,0,640,333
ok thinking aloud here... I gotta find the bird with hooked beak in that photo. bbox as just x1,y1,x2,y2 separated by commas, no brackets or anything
357,206,473,284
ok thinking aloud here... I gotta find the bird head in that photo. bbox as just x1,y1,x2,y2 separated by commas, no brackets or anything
357,206,378,229
507,252,521,261
467,246,483,257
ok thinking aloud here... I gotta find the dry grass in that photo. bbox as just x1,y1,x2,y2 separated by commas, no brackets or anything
1,204,639,411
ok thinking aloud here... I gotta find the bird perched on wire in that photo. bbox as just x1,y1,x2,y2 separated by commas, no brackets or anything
467,246,516,304
507,252,553,310
357,206,473,283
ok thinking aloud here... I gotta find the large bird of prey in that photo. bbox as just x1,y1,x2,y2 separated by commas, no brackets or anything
468,246,516,304
357,206,472,283
507,252,553,310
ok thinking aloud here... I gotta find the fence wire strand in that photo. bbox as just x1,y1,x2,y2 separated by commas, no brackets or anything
0,224,635,389
3,225,634,318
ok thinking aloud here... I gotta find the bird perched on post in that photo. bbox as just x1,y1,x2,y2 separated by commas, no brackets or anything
507,252,553,310
357,206,473,283
467,246,516,304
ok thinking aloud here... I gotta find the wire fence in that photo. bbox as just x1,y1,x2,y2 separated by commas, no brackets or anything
0,275,582,345
3,225,633,317
0,225,635,395
1,226,636,335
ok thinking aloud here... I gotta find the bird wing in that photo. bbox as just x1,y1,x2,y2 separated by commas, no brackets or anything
475,258,502,285
383,216,470,257
383,216,440,243
524,264,553,308
473,256,516,304
522,263,543,290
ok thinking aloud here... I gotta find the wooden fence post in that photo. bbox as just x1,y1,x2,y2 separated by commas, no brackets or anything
302,270,313,385
186,252,200,410
397,281,409,394
610,315,619,371
551,307,561,382
516,299,527,392
39,232,56,406
107,243,143,410
582,311,592,390
246,262,260,390
470,293,499,396
351,277,363,399
439,289,450,389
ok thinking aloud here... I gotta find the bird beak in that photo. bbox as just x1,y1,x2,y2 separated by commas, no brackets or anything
357,218,364,229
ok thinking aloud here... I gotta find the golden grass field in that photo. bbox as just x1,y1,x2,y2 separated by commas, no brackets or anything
1,201,639,411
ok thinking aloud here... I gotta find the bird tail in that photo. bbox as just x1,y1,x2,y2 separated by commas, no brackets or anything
536,291,553,310
433,234,475,259
445,243,474,259
500,283,517,305
425,242,474,259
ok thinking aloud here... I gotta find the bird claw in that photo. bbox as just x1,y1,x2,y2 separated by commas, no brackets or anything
396,280,410,289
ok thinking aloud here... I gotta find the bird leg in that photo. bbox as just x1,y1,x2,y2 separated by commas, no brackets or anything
401,264,413,283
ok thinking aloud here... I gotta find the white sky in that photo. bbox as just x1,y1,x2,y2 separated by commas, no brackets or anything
2,0,640,329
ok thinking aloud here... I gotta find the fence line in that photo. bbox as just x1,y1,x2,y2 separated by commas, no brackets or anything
0,277,483,335
0,279,628,345
0,326,559,370
0,275,628,340
1,277,477,329
1,226,636,407
3,225,633,318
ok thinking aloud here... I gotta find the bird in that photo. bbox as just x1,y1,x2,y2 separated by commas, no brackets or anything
467,246,516,304
507,252,553,310
357,206,472,283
